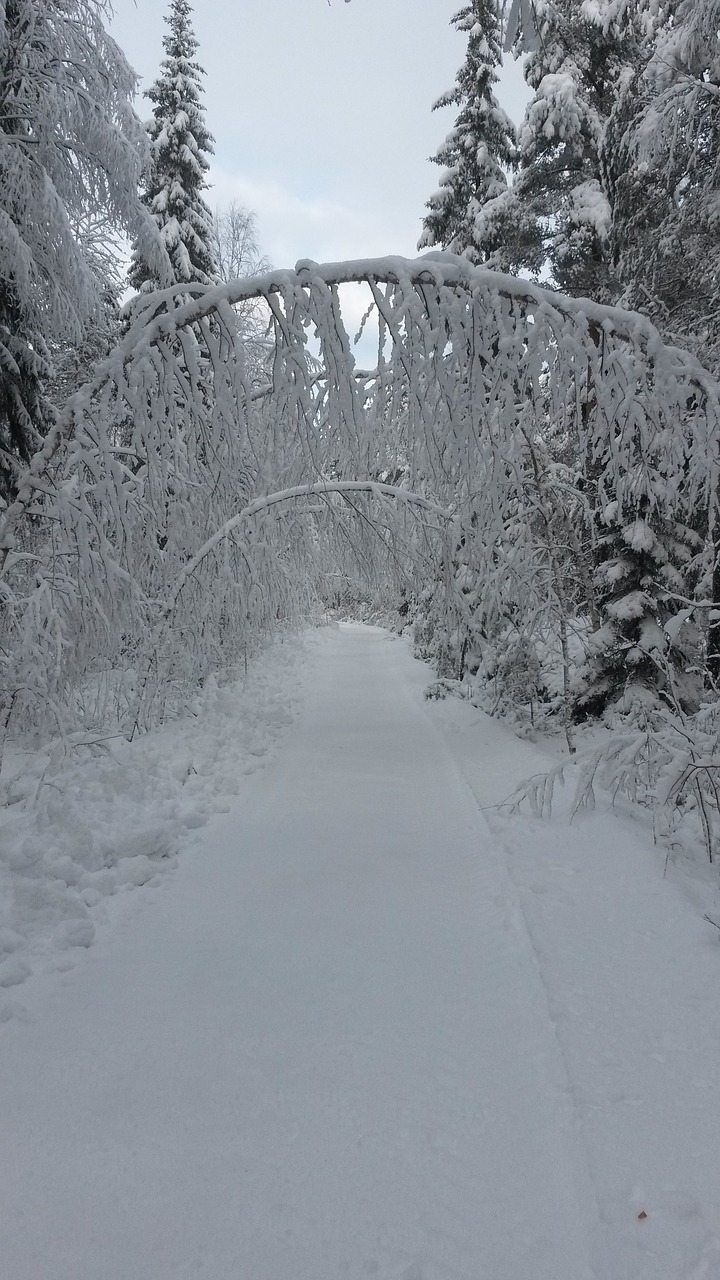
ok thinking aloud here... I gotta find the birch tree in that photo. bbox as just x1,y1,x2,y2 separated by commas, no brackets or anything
0,0,166,500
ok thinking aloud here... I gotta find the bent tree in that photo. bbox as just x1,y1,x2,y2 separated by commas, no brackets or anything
1,254,718,759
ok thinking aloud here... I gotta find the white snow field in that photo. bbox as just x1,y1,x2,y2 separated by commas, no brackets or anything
1,623,720,1280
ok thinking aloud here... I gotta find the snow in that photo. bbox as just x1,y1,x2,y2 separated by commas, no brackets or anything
1,623,720,1279
0,631,312,1019
569,178,612,240
521,71,584,146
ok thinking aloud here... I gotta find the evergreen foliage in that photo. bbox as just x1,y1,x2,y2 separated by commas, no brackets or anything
607,0,720,371
128,0,217,293
575,503,703,719
508,0,637,299
418,0,517,265
417,0,720,719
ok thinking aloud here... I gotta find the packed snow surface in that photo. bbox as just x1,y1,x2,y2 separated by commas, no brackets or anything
1,624,720,1279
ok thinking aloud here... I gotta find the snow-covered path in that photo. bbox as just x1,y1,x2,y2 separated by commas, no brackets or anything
2,625,720,1279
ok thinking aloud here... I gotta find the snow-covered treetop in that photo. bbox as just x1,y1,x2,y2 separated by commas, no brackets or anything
507,0,640,296
129,0,217,291
419,0,517,266
604,0,720,367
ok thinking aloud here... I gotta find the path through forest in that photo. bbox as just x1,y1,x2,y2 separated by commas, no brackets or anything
1,625,720,1279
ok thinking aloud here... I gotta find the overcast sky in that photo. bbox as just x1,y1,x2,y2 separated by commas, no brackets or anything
108,0,530,273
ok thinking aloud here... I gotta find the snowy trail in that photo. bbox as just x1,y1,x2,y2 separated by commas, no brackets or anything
1,624,720,1279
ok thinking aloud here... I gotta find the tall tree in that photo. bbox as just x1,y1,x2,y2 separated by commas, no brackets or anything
211,201,269,285
128,0,217,294
502,1,710,717
418,0,517,267
211,200,271,352
509,0,639,299
607,0,720,370
0,0,164,500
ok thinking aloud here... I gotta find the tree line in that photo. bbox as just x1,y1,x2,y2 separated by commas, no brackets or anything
421,0,719,374
415,0,720,733
1,0,720,814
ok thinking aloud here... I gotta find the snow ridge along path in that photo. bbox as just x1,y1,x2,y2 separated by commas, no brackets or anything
1,624,720,1279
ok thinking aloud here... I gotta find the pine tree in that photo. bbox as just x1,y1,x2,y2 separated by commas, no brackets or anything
128,0,217,293
502,1,708,717
418,0,517,266
575,500,703,719
509,0,638,299
0,0,162,500
607,0,720,370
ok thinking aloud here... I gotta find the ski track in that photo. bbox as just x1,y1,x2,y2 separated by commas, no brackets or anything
1,624,719,1278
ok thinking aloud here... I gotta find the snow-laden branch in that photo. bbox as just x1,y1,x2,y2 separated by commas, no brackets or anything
166,482,452,612
3,248,720,752
119,253,692,360
3,251,718,565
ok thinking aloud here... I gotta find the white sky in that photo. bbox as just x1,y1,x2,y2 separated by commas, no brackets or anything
108,0,530,272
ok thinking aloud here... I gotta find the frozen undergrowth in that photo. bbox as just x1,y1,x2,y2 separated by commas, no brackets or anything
0,629,326,1021
423,665,720,896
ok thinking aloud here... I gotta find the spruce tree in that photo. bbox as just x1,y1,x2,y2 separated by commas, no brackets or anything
575,501,702,719
504,1,705,717
607,0,720,370
601,0,720,683
509,0,638,299
418,0,517,266
128,0,217,293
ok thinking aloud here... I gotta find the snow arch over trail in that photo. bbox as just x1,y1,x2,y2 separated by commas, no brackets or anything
1,254,718,748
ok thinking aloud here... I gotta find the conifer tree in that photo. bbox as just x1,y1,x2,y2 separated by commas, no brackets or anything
418,0,517,266
129,0,217,293
509,0,638,299
607,0,720,371
575,501,702,719
502,1,705,717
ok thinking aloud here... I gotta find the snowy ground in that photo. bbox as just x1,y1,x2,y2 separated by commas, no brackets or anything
0,633,312,1020
1,623,720,1279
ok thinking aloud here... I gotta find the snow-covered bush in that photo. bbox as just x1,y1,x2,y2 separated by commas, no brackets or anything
505,697,720,866
1,255,718,779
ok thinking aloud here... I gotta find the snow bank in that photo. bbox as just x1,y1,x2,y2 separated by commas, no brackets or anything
0,630,326,1020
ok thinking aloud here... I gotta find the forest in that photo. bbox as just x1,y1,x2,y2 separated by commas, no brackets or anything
1,0,720,863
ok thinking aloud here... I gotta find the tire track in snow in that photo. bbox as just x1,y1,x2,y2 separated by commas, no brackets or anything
398,650,605,1279
422,663,720,1280
282,625,601,1280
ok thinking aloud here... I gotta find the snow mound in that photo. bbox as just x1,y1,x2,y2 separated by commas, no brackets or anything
0,631,325,1017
